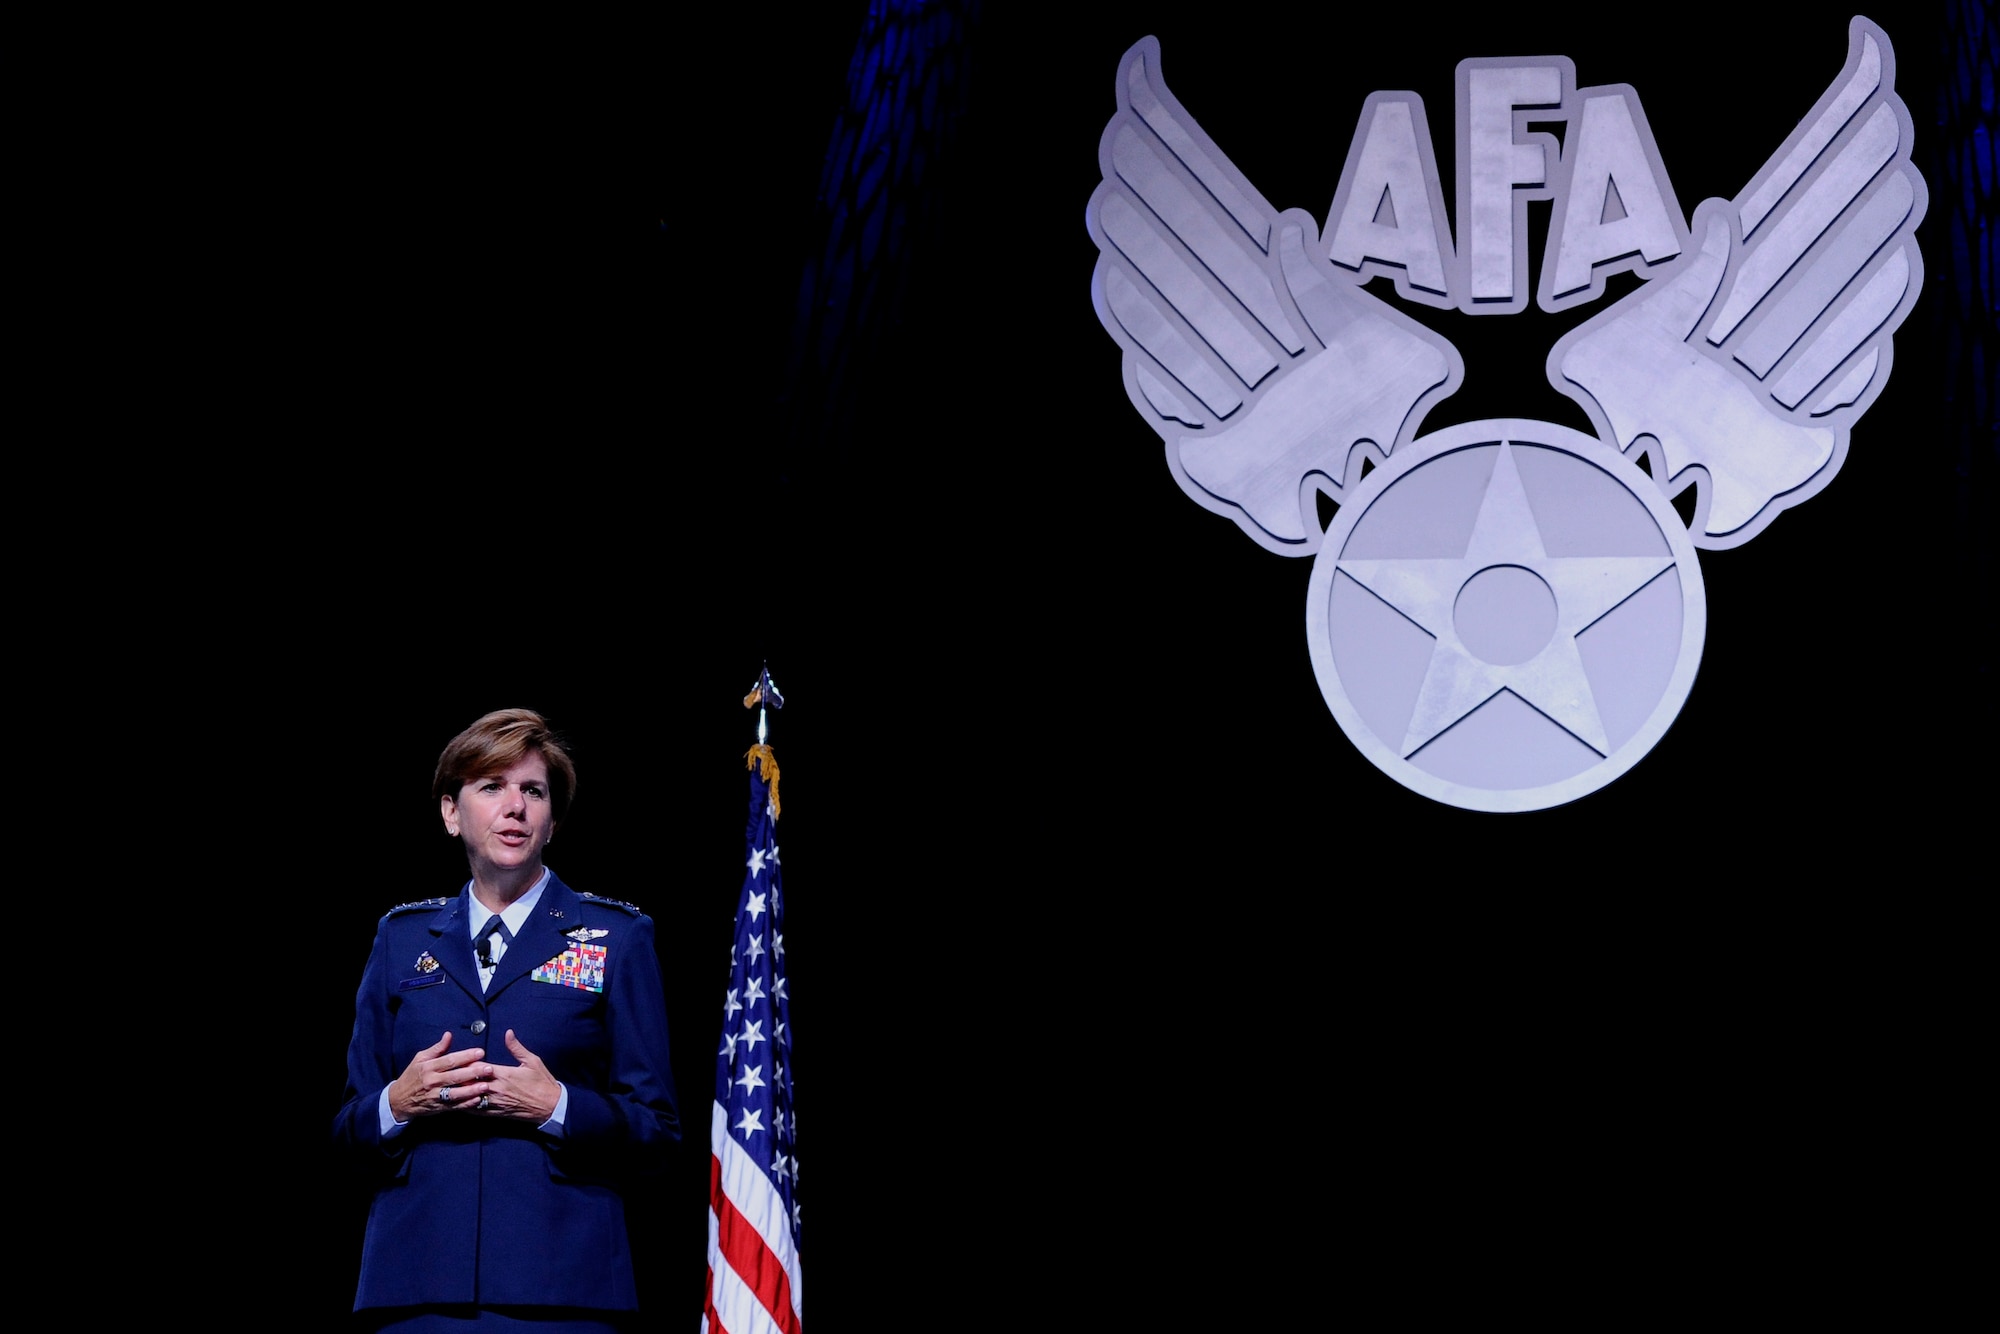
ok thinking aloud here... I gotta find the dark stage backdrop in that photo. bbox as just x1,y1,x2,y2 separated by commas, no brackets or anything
250,2,1982,1327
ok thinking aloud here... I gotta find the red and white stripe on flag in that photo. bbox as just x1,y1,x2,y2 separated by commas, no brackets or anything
702,1100,803,1334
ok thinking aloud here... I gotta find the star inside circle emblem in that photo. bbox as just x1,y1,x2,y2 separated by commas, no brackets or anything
1305,419,1706,812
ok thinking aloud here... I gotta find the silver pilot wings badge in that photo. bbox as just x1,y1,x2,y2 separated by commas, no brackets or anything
1086,16,1925,812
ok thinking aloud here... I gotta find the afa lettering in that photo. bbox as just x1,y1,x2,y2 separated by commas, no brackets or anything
1325,58,1686,314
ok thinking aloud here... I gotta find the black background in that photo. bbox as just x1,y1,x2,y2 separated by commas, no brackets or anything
205,2,1982,1326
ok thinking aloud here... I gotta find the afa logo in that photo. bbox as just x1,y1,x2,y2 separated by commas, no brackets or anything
1086,16,1925,812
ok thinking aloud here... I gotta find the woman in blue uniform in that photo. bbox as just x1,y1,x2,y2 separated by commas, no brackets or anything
334,708,680,1331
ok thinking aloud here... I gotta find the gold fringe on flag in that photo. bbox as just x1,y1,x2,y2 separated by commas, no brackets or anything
745,743,781,819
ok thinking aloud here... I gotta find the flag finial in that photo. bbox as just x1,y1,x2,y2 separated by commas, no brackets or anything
743,663,783,747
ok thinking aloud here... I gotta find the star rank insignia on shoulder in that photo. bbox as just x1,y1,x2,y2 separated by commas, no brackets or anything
383,896,450,919
578,893,644,914
564,926,610,942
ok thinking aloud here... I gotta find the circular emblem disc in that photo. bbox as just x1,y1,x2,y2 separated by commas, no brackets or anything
1306,419,1705,812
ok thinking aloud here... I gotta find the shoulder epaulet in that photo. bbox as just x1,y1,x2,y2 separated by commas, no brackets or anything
382,896,450,919
578,892,644,915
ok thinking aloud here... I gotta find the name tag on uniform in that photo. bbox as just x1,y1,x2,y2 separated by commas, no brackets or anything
398,974,446,991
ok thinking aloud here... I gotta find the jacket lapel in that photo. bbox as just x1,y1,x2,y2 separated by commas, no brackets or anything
426,889,483,1001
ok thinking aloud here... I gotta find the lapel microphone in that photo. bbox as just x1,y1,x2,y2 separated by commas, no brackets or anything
474,914,511,971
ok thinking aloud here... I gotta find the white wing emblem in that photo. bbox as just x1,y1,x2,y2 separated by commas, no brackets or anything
1086,37,1464,557
1547,17,1926,548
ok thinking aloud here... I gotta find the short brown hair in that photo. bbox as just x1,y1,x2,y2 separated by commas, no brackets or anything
432,707,578,824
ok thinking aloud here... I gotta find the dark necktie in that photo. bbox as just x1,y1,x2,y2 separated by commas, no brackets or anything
475,914,512,971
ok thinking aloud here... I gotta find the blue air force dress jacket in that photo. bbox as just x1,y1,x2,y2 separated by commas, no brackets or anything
333,875,680,1312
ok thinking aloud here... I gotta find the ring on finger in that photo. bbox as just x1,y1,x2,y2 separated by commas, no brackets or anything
440,1085,452,1103
478,1094,490,1110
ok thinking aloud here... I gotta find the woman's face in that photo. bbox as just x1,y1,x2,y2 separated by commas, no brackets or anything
441,753,556,882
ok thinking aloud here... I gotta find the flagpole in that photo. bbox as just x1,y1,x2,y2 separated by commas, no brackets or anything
702,665,802,1334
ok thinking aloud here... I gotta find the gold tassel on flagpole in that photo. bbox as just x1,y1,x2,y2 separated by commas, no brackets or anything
745,743,781,820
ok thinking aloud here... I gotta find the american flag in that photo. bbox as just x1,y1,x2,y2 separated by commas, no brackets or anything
702,744,802,1334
